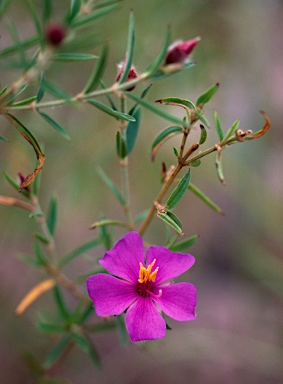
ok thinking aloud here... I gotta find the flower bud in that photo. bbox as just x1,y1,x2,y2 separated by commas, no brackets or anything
164,37,200,65
46,23,66,46
116,58,138,91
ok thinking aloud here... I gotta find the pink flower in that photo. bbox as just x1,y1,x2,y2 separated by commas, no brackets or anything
46,23,66,46
116,58,138,91
164,37,200,65
86,232,197,342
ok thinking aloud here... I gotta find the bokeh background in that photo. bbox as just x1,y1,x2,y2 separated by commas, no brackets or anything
0,0,282,383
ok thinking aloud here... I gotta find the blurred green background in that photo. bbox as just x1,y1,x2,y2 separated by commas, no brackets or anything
0,0,282,383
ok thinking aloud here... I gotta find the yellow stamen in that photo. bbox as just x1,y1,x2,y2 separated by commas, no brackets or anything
138,259,159,283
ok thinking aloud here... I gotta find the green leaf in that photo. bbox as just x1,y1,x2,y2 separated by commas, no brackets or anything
96,166,125,206
42,79,76,105
116,314,128,346
134,209,150,223
86,321,116,333
37,72,45,102
99,79,117,111
116,131,128,159
214,110,224,141
199,124,207,145
222,120,240,142
43,334,72,369
34,241,48,266
118,11,135,84
52,53,98,62
166,170,191,210
156,97,195,111
126,106,141,154
128,84,152,116
188,182,223,214
0,35,40,59
18,253,41,268
72,332,100,368
193,110,210,128
2,172,29,198
170,234,199,251
53,285,70,321
90,219,127,230
46,194,58,236
126,92,189,128
58,238,100,268
88,99,135,122
151,125,183,162
190,159,201,167
67,0,81,23
43,0,53,22
145,27,171,76
215,150,225,185
0,135,8,142
33,232,50,244
38,111,71,140
158,211,184,235
69,4,118,28
196,83,219,107
83,45,108,94
27,0,43,39
36,322,66,333
10,96,37,107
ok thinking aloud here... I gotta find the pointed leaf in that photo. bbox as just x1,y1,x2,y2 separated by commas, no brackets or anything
10,96,37,107
53,285,70,321
90,219,127,230
36,322,66,333
34,241,48,265
145,27,171,76
215,150,225,185
193,110,210,128
190,159,201,167
58,238,100,268
38,111,71,140
170,234,199,251
33,232,50,244
88,99,135,122
126,106,141,154
46,194,58,236
128,84,152,116
116,131,128,159
199,124,207,145
196,83,219,107
42,79,76,105
118,11,135,84
151,125,183,162
96,166,125,205
43,0,53,21
0,36,40,59
67,0,82,23
188,182,223,214
27,0,43,39
72,332,100,368
156,97,195,111
2,172,29,198
69,4,118,28
116,314,128,346
83,45,108,94
36,72,45,102
43,335,72,369
52,53,98,62
0,135,8,142
158,211,184,235
166,170,190,210
214,110,224,141
222,120,240,142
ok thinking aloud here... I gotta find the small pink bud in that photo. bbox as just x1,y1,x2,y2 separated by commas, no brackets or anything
164,37,201,65
116,58,138,91
46,23,66,46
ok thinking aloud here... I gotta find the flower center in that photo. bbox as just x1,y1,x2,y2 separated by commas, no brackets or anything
137,259,162,298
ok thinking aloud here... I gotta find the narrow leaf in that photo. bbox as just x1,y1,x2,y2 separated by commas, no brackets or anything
118,11,135,84
222,120,240,142
72,332,100,367
196,83,219,107
27,0,43,39
69,4,118,28
67,0,81,23
126,106,141,154
156,97,195,111
83,45,108,94
126,92,189,127
43,335,72,369
214,110,224,141
96,166,125,205
36,323,66,333
18,253,41,268
158,211,184,235
58,238,100,268
88,99,135,122
145,28,171,76
38,111,71,140
34,241,48,265
52,53,98,62
151,125,183,162
43,0,53,21
215,150,225,185
128,84,152,116
116,131,127,159
10,96,37,107
166,170,191,210
53,285,70,321
170,234,199,251
33,232,50,244
189,182,223,214
42,79,76,105
0,35,40,59
193,110,210,128
36,72,45,102
116,314,128,346
46,194,58,236
0,135,8,142
199,124,207,145
90,219,127,230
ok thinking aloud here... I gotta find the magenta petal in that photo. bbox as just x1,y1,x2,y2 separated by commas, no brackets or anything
146,246,195,284
86,274,137,316
125,297,166,342
99,232,144,283
155,282,197,321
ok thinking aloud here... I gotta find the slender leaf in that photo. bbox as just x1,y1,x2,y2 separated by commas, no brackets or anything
43,0,53,21
86,321,116,333
36,323,66,333
116,131,127,159
116,314,127,346
46,194,58,236
166,170,191,210
126,106,141,154
196,83,219,107
33,232,50,244
53,285,70,321
222,120,240,142
0,35,40,59
199,124,207,145
90,219,127,230
214,110,224,141
188,182,223,214
38,111,71,140
215,150,225,185
37,72,45,102
11,96,37,107
156,97,195,111
72,332,100,367
158,211,184,235
52,53,98,62
67,0,81,23
83,45,108,94
27,0,43,39
18,253,41,268
128,84,152,116
170,234,199,251
34,241,48,266
96,166,125,205
118,11,135,84
58,238,100,268
41,79,76,105
2,171,29,198
88,99,135,122
69,4,118,28
151,125,183,162
126,92,189,128
0,135,8,142
99,79,117,111
43,334,72,369
134,209,150,223
193,110,210,128
145,28,171,76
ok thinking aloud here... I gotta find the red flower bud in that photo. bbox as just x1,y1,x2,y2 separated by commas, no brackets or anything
164,37,200,65
116,58,138,91
46,23,66,46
